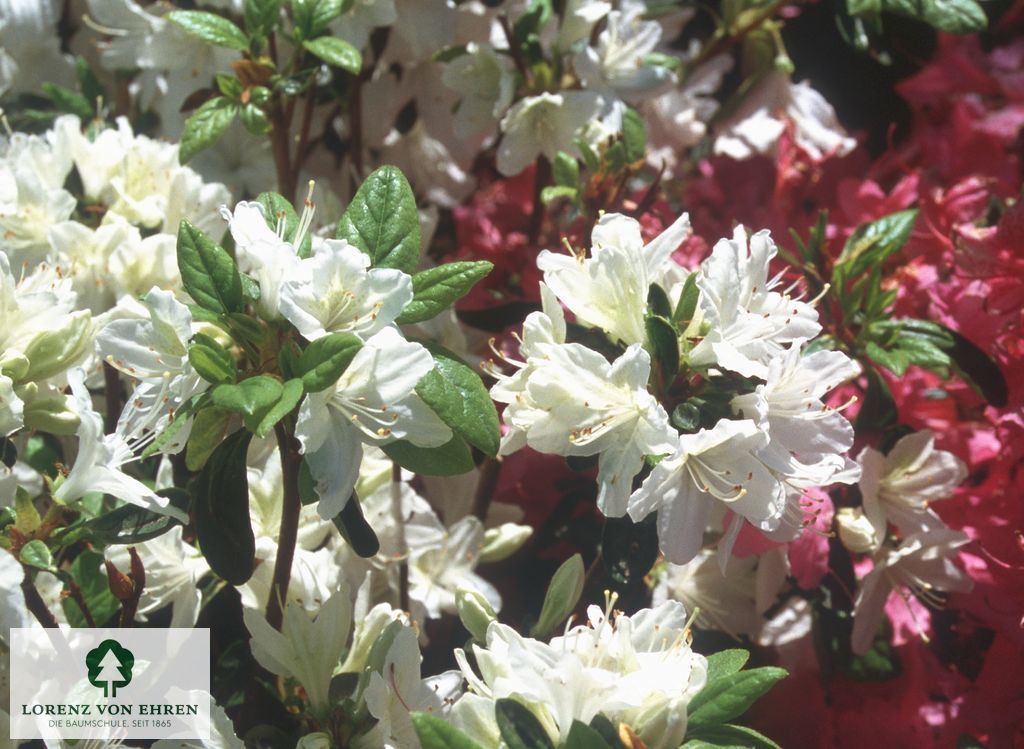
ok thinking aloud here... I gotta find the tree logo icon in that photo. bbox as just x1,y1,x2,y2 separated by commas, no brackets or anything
86,639,134,698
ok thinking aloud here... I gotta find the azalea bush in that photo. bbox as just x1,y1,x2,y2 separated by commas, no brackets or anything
1,0,1020,747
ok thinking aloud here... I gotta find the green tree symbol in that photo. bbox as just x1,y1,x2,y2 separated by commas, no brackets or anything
86,639,134,698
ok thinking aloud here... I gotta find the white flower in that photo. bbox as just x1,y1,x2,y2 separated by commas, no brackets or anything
0,0,73,97
104,526,210,626
442,42,516,139
857,430,967,546
53,369,187,522
495,341,676,517
714,72,856,161
296,327,451,519
538,211,691,345
243,589,353,717
279,240,413,341
496,91,604,176
688,226,821,379
557,0,612,48
851,527,973,655
97,288,208,454
46,220,142,314
0,375,23,437
654,549,761,637
452,598,707,748
629,418,783,565
574,8,673,101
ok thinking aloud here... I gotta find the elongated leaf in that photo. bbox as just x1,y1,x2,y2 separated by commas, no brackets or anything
167,10,250,50
42,82,92,119
834,209,917,284
396,261,494,324
303,36,362,74
647,283,672,319
180,97,237,163
646,314,680,385
141,392,208,458
186,405,232,471
673,272,700,324
686,667,788,731
553,151,579,187
495,699,554,749
920,0,986,32
194,429,255,584
565,720,614,749
331,495,380,558
414,342,500,456
530,553,584,639
947,328,1008,407
189,333,237,384
622,106,647,163
297,332,362,392
411,712,486,749
177,219,243,314
337,165,420,273
684,724,781,749
602,513,659,586
705,649,750,682
381,435,474,475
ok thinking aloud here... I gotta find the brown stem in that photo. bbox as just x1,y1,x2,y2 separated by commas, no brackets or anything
290,88,317,197
102,361,121,435
269,103,294,202
471,457,501,522
21,571,59,628
528,156,551,245
390,462,410,613
349,74,365,194
119,546,145,627
66,579,96,626
266,420,302,631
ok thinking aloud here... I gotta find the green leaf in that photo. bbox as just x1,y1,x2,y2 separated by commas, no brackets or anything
331,495,380,558
177,219,243,314
75,57,105,108
530,553,584,639
253,379,304,438
622,106,647,163
847,0,882,15
856,366,897,430
255,191,312,257
180,97,238,164
565,720,615,749
834,209,917,284
553,151,580,188
381,435,475,475
601,512,659,586
540,185,577,204
41,83,92,119
167,10,250,50
647,283,672,319
194,429,255,585
20,540,55,572
588,715,619,746
920,0,987,32
705,649,750,681
673,272,700,324
684,724,781,749
414,342,501,456
296,332,362,392
189,333,237,385
62,550,119,627
686,667,788,731
495,699,554,749
396,261,494,325
575,139,600,172
337,165,421,273
66,497,184,546
240,103,271,136
292,0,348,38
865,341,910,376
303,37,362,74
947,327,1008,407
411,712,486,749
645,314,680,385
186,405,233,472
245,0,284,36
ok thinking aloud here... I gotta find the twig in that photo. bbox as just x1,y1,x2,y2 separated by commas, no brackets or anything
102,361,121,435
391,462,410,613
471,457,501,522
528,156,551,245
289,87,317,198
266,420,302,631
65,578,96,627
21,571,59,628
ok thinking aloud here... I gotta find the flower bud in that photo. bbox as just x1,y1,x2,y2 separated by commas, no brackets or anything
456,587,496,643
836,508,879,554
0,353,30,382
295,733,331,749
479,523,532,563
23,311,92,382
104,559,135,601
23,394,80,436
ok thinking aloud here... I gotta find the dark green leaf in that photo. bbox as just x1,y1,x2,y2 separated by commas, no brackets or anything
588,715,618,745
565,720,614,749
686,667,788,730
177,219,243,314
245,0,284,36
332,496,380,558
602,513,659,586
920,0,987,32
671,401,702,433
846,0,882,14
189,333,237,384
622,106,647,162
411,712,487,749
0,437,16,469
705,649,750,681
296,332,362,392
855,366,897,430
381,435,474,475
530,553,584,638
647,283,672,319
63,550,120,627
41,83,92,119
240,103,271,136
495,699,554,749
67,497,184,546
186,405,233,471
646,314,680,385
684,724,781,749
946,328,1008,407
194,429,255,584
303,37,362,74
337,165,421,273
865,341,910,376
75,57,105,107
414,342,501,456
167,10,250,50
180,97,237,163
834,209,917,284
396,261,494,324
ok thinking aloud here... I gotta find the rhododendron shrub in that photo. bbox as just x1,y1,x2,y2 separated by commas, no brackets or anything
1,1,1018,748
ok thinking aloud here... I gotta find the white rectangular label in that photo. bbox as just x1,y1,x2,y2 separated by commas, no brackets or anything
9,627,211,741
